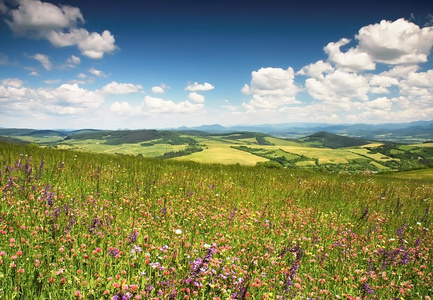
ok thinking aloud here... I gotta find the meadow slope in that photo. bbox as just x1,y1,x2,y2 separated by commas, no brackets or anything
0,141,432,299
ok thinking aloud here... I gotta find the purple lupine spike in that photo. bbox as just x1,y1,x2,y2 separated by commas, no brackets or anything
128,231,138,243
362,283,374,295
65,217,75,233
397,222,406,237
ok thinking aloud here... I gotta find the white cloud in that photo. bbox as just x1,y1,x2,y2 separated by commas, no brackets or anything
2,78,23,88
89,67,107,78
5,0,83,34
110,94,205,118
0,79,104,115
297,60,334,79
67,55,80,65
242,67,300,111
356,18,433,64
151,86,164,94
324,38,375,71
185,82,215,92
142,96,203,114
369,74,399,94
0,84,28,100
102,81,143,95
31,53,52,70
48,29,116,59
5,0,117,59
151,83,169,94
379,65,420,79
45,84,104,109
188,92,205,103
110,101,137,116
406,70,433,87
305,69,370,102
365,97,393,110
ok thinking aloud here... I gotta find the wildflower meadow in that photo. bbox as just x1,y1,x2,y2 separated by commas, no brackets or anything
0,141,432,299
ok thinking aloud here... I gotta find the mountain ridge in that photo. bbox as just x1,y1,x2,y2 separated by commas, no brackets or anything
0,119,432,143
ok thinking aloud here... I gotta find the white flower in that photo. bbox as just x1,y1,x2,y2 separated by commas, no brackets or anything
204,243,211,249
175,229,182,235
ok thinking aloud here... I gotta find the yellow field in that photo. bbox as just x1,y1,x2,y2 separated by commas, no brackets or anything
58,140,185,156
276,146,361,164
348,148,396,162
174,140,268,165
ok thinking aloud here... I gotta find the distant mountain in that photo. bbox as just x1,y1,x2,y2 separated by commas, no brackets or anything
176,119,433,143
175,124,229,133
1,119,432,144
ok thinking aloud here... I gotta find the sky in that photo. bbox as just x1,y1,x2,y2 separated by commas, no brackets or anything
1,0,433,130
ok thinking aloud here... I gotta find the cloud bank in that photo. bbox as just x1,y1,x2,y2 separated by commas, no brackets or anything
239,18,433,124
4,0,117,59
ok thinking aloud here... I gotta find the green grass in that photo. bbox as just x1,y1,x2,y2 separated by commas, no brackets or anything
0,141,432,299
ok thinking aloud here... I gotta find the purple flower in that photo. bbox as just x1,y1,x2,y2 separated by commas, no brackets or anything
108,247,119,257
128,231,138,243
362,283,374,295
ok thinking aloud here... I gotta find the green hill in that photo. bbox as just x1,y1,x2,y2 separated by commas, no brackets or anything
64,129,196,145
300,131,371,148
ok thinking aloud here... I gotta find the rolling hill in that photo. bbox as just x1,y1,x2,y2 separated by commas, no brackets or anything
299,131,371,149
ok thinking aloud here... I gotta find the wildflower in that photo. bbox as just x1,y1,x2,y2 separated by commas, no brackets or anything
175,229,183,235
128,231,138,243
75,291,82,299
108,247,120,257
362,283,374,296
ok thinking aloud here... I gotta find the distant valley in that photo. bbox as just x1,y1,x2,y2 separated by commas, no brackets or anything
1,122,432,173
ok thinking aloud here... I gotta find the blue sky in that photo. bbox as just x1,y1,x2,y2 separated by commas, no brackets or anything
1,0,433,129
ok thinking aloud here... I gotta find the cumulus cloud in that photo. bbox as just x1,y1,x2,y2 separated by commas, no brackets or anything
110,101,136,116
5,0,83,34
185,82,215,91
102,81,143,95
356,18,433,64
151,83,169,94
142,96,203,114
2,78,23,88
297,60,334,79
324,38,375,71
242,67,300,111
48,29,116,59
111,95,204,116
31,53,52,70
369,74,399,94
4,0,117,59
188,92,205,103
0,79,104,115
305,69,370,102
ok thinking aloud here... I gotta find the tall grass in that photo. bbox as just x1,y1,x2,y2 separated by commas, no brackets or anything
0,141,432,299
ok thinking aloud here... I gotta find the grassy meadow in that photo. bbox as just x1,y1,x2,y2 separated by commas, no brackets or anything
0,141,432,299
